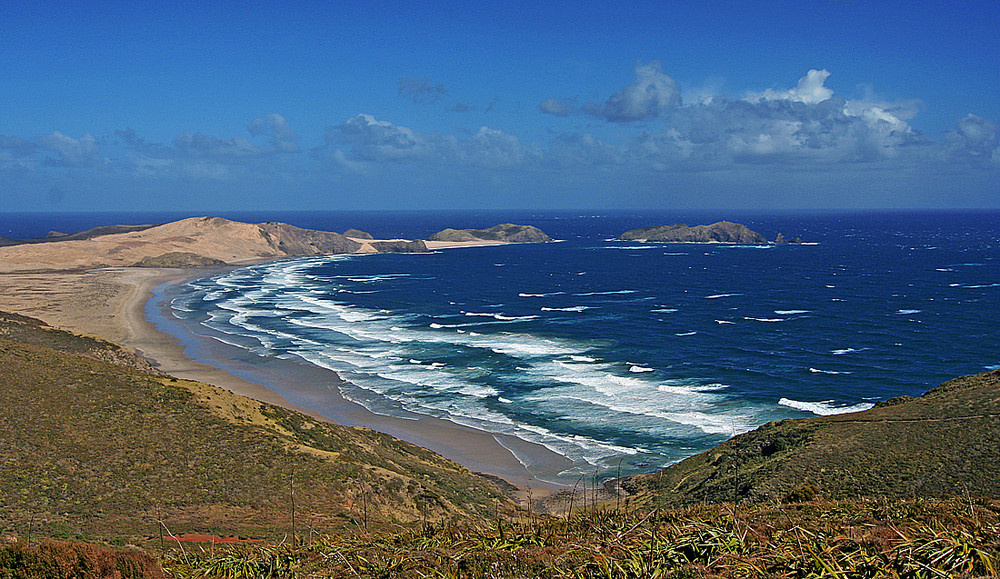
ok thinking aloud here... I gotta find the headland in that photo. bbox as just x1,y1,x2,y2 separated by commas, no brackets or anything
0,216,569,490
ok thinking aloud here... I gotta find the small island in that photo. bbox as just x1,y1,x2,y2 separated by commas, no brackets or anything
620,221,767,244
620,221,803,244
428,223,552,244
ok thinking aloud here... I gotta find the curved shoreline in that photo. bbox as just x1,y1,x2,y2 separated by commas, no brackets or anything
125,265,574,490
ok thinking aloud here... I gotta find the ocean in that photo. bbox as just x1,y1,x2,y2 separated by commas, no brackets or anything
4,210,999,483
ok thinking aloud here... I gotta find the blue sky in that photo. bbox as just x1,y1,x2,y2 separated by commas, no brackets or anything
2,0,998,212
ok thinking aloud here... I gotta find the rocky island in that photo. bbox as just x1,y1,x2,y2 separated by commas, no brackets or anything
620,221,769,244
428,223,552,244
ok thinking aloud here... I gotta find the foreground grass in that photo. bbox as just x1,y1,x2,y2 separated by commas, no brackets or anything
155,496,998,578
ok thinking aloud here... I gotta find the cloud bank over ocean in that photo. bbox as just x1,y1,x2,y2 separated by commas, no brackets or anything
2,65,997,211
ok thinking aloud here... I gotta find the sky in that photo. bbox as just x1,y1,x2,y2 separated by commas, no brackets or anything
2,0,999,212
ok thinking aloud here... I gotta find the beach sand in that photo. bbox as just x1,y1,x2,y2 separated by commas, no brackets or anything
0,263,572,491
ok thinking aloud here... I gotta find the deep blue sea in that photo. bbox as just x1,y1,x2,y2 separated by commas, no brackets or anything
4,210,999,481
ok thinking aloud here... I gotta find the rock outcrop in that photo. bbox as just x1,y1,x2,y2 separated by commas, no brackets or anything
370,240,428,253
344,228,374,240
620,221,768,244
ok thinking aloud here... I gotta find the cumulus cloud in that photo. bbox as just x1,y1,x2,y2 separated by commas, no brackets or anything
956,114,998,153
747,69,835,105
582,60,680,122
619,69,926,166
945,114,1000,166
461,126,533,168
333,114,439,162
248,113,300,152
37,132,104,167
397,76,447,104
330,113,536,169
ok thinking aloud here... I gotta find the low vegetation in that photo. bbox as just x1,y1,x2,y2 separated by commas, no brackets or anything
0,311,509,542
145,496,998,577
634,369,1000,507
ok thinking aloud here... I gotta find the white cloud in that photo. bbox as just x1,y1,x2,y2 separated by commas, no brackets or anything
331,114,535,169
461,126,533,168
748,69,834,105
248,113,300,153
538,97,576,117
580,60,680,122
333,114,439,162
37,132,104,167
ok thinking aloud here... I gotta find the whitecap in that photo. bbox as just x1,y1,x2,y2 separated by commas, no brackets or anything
744,316,785,323
675,331,697,336
628,365,655,373
774,310,809,315
779,398,874,416
832,348,862,355
705,293,741,299
715,320,734,325
896,309,922,315
809,367,851,375
541,306,590,312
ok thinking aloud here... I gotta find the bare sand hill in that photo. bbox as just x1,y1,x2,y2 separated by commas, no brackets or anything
0,216,369,272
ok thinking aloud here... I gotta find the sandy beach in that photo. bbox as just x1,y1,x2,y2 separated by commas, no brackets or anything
0,244,572,491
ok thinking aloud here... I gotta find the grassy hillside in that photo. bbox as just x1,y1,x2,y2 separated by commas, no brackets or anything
0,311,510,541
634,369,1000,507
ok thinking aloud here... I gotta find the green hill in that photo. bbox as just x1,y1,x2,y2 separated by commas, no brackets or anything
634,369,1000,507
0,311,510,541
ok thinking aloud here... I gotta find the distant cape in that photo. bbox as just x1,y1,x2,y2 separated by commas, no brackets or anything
0,217,552,273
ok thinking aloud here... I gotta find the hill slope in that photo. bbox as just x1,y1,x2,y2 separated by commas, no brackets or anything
0,311,510,540
0,216,427,273
634,369,1000,506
